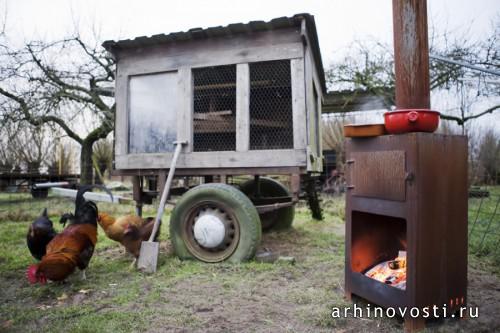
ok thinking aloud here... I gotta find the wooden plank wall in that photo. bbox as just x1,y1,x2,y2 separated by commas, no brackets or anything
114,24,324,172
301,20,324,173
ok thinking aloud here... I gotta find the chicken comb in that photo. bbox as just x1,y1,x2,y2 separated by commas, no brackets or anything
26,265,38,284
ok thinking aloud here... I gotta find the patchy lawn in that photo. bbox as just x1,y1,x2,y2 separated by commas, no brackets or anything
0,192,498,332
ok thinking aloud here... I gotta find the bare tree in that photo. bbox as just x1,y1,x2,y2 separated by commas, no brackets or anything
0,35,115,183
326,21,500,126
47,140,75,175
92,138,113,184
326,40,395,107
477,129,500,185
0,125,17,172
0,121,57,172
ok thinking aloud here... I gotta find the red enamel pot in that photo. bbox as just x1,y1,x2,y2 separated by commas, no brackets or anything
384,109,440,134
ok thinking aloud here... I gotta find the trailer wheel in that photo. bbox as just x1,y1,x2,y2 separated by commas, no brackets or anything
170,183,261,263
239,177,295,231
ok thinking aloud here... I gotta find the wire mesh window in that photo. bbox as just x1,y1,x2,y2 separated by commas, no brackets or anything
193,65,236,152
249,60,293,150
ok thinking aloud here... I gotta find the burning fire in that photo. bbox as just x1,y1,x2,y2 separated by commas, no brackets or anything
365,251,406,290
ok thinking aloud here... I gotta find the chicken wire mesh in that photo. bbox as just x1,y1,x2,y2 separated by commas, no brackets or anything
192,65,236,152
249,60,293,150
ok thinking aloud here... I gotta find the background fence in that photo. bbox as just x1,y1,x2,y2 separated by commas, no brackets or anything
0,170,499,266
468,187,500,262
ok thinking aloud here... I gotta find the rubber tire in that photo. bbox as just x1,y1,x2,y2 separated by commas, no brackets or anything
239,177,295,231
170,183,261,263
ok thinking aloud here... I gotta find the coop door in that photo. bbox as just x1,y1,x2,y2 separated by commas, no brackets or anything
128,72,178,154
349,150,406,201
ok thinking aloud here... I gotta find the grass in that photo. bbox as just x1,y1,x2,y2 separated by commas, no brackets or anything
0,189,498,332
0,191,348,332
467,186,500,271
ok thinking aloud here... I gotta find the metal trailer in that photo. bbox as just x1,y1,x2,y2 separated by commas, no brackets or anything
0,173,79,198
103,14,325,263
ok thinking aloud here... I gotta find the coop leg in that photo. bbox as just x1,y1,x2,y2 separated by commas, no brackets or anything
132,176,143,217
158,170,167,200
254,175,261,198
290,174,301,201
135,203,143,217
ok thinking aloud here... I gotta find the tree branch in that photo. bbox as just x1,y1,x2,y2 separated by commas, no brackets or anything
0,86,83,143
440,104,500,125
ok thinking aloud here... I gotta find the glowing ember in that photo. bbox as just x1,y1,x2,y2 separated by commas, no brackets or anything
365,251,407,290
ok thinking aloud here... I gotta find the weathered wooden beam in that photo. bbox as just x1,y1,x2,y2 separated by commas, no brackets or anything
291,58,306,149
236,63,250,152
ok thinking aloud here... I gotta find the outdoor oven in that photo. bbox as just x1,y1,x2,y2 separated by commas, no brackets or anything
345,133,468,331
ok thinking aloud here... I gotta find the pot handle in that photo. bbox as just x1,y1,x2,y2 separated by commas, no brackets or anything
407,111,419,123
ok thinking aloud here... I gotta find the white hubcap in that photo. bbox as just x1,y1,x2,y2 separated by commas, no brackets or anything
193,212,226,248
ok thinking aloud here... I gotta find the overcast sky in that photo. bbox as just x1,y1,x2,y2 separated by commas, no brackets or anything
4,0,499,66
2,0,499,133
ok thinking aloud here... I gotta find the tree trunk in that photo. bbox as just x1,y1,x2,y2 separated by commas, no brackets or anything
80,141,94,184
94,163,107,185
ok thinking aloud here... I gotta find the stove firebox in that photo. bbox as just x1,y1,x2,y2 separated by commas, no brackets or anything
345,133,468,331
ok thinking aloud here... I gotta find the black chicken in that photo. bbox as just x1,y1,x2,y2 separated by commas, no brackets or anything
27,208,58,260
59,185,113,227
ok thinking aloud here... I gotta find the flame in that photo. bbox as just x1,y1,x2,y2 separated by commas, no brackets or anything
365,251,406,290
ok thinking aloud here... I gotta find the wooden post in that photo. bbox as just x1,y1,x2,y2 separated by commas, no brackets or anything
236,63,250,152
132,176,143,217
158,171,167,198
290,173,301,201
392,0,431,109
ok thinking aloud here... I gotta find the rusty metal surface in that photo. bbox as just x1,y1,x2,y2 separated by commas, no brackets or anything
392,0,430,109
345,133,468,326
350,150,406,201
255,201,295,214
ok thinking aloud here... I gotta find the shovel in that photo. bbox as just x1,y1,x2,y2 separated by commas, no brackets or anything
137,141,186,273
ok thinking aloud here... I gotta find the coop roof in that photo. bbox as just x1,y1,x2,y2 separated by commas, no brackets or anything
103,13,325,92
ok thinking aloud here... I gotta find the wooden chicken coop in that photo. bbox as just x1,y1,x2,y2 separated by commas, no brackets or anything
103,14,325,263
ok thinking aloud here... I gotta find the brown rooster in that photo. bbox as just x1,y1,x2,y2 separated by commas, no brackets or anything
97,213,159,264
97,213,148,243
26,185,109,284
122,219,159,257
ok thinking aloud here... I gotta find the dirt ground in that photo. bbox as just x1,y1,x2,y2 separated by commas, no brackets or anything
0,195,499,332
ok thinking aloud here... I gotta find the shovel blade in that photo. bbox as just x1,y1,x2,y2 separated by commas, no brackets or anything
137,241,159,273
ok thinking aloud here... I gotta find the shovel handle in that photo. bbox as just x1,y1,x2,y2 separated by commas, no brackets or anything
149,141,186,241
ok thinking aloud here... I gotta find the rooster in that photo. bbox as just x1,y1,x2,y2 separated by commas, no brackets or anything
26,185,111,284
97,213,159,265
27,208,58,260
122,218,159,258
